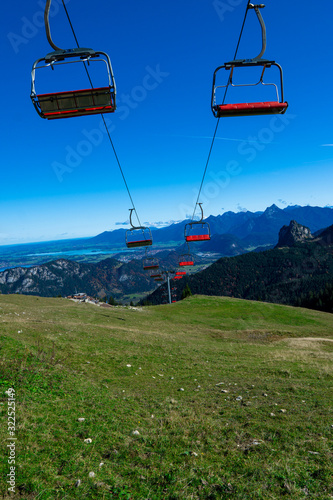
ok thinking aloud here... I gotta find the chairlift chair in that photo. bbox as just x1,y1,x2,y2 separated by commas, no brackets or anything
143,249,159,271
211,3,288,118
179,257,194,266
179,242,194,266
31,1,116,120
184,203,211,243
31,49,116,119
125,209,153,249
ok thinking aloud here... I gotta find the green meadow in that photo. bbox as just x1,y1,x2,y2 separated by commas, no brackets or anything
0,294,332,499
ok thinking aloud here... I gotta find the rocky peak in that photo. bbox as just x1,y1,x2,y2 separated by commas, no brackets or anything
264,204,283,219
276,220,313,248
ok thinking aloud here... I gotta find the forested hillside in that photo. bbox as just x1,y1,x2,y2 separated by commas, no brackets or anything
146,229,333,313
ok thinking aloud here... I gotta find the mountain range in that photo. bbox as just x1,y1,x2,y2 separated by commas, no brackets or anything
89,205,333,252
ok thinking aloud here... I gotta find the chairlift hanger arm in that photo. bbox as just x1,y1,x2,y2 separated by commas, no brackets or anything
197,202,204,223
129,208,141,230
248,4,266,60
45,0,63,51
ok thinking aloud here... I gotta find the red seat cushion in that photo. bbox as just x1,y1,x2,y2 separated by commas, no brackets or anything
215,101,288,117
126,239,152,248
186,234,210,242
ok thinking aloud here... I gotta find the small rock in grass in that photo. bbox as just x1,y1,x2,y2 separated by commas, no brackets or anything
77,418,85,422
270,413,275,417
132,430,140,436
126,364,131,367
279,409,287,413
99,462,104,468
75,480,81,487
88,472,95,478
151,414,154,418
221,389,229,393
236,396,242,401
179,388,184,391
216,382,224,386
263,393,268,397
84,438,92,443
190,451,198,456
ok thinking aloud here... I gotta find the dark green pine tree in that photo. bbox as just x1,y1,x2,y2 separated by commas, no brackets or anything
181,284,192,300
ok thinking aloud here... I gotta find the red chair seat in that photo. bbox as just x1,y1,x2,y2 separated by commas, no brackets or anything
186,234,211,242
126,239,152,248
214,101,288,117
37,87,115,119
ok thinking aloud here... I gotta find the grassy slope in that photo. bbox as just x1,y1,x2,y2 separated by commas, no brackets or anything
0,294,332,500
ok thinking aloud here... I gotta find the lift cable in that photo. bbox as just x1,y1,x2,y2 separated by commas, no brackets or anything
191,0,252,222
58,0,142,227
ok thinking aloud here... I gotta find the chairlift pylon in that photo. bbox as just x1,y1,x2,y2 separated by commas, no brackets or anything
31,0,116,120
211,3,288,118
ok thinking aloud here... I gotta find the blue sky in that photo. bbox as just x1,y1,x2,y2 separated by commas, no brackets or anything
1,0,333,244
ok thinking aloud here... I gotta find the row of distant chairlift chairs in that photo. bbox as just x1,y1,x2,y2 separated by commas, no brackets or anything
30,2,287,278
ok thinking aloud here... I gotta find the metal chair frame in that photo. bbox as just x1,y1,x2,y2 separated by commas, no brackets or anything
31,48,116,119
